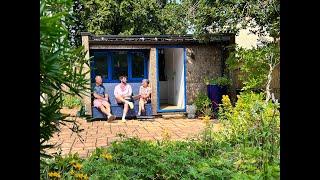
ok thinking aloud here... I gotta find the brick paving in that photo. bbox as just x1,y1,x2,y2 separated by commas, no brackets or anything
46,117,221,158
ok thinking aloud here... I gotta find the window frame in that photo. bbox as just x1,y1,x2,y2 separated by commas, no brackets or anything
91,49,149,83
129,51,148,81
90,52,109,83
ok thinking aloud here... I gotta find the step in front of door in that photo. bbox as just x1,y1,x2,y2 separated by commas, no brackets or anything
161,113,186,119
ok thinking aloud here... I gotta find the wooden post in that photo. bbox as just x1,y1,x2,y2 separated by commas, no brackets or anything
149,48,158,115
81,32,92,116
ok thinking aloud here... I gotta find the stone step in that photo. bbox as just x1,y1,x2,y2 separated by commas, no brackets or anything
161,113,186,119
157,111,186,115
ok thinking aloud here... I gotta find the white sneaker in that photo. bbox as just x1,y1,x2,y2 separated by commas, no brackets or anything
128,102,134,109
122,118,127,123
137,112,141,116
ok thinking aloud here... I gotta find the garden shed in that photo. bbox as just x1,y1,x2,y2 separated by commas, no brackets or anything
80,32,235,117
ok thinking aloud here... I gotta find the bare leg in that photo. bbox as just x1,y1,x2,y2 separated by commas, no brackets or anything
100,101,112,116
116,95,134,110
115,95,128,103
121,103,129,121
102,102,116,122
104,105,111,116
99,105,111,116
141,101,145,112
138,98,144,115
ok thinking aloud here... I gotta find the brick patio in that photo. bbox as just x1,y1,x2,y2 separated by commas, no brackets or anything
46,117,221,158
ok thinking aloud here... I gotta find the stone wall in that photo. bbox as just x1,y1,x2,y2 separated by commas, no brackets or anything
185,45,223,104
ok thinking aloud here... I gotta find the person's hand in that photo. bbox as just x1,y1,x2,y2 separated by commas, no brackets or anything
124,96,131,100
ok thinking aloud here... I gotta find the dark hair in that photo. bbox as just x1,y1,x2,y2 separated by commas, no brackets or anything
119,75,127,80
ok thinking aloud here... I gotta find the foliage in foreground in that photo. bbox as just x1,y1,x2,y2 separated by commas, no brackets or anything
40,0,89,159
41,92,279,179
62,94,82,109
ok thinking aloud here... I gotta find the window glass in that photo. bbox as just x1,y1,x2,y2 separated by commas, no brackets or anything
112,52,128,80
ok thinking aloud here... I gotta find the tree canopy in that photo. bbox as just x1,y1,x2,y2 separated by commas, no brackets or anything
72,0,279,39
77,0,188,35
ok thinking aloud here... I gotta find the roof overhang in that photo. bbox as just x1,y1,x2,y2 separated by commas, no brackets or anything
81,32,234,45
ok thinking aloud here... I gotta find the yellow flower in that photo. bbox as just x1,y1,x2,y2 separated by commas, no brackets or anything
69,160,77,166
234,159,243,168
161,128,171,141
69,169,75,175
72,163,82,170
101,153,113,160
74,173,89,180
222,95,232,108
48,171,61,178
203,115,211,126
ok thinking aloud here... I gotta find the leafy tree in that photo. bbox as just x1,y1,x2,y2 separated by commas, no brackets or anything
119,0,162,35
40,0,90,159
184,0,280,39
181,0,280,97
158,2,189,34
68,0,86,47
79,0,122,35
226,43,280,97
72,0,279,38
77,0,188,35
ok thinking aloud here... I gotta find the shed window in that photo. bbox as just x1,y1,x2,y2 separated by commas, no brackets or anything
132,53,145,78
112,52,128,80
91,53,108,81
91,50,148,83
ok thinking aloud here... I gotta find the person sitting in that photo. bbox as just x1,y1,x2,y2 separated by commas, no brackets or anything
93,75,116,122
138,79,152,116
114,75,134,122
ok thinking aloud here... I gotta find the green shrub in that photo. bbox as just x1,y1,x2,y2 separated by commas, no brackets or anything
41,92,279,179
217,91,280,178
41,131,279,179
218,92,280,145
226,43,280,91
194,93,212,116
62,94,82,108
206,76,232,86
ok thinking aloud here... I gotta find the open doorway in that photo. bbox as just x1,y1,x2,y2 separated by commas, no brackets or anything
157,47,186,112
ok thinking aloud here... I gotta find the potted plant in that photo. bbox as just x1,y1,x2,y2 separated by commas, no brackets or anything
205,76,231,111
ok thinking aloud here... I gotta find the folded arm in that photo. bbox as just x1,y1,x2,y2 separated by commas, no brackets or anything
93,92,108,101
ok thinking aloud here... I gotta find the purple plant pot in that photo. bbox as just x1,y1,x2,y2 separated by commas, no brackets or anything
207,85,227,111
